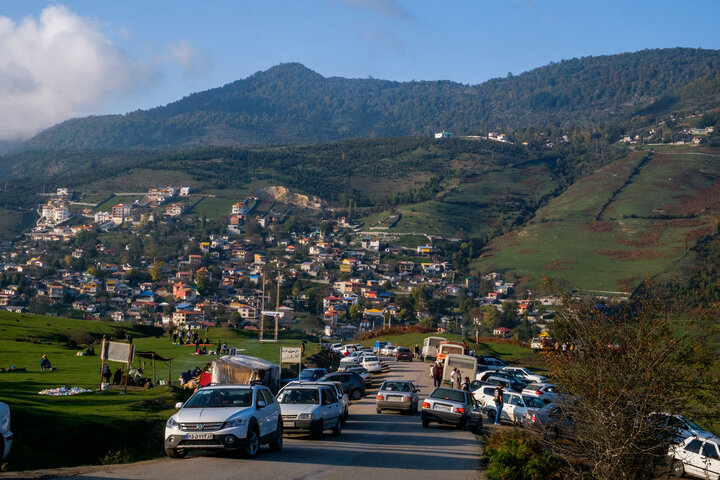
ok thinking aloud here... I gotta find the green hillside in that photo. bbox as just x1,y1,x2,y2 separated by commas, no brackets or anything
16,48,720,151
475,146,720,292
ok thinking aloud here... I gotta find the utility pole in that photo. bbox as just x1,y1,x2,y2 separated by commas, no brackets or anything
275,268,280,342
259,268,265,343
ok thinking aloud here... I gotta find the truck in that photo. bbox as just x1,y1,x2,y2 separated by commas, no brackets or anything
421,336,447,362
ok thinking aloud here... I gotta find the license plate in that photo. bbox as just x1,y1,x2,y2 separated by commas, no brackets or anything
433,404,452,412
186,433,213,440
388,395,403,401
283,421,296,427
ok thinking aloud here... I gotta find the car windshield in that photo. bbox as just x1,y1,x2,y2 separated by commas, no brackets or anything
382,382,411,392
300,370,320,379
429,388,465,403
277,388,319,405
523,396,546,408
185,388,252,408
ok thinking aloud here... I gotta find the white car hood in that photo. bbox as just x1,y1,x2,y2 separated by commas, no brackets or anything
280,403,319,416
176,407,241,423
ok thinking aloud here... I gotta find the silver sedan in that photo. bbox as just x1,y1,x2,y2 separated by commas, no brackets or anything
376,380,419,414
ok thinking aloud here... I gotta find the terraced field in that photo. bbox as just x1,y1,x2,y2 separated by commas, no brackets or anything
475,148,720,291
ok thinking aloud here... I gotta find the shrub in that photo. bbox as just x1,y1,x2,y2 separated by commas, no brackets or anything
485,430,566,480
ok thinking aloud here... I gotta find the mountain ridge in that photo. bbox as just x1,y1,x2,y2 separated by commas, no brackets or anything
16,47,720,151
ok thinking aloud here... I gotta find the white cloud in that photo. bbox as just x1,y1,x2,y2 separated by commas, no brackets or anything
0,5,152,141
169,41,212,76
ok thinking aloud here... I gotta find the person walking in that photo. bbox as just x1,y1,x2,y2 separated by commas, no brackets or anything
461,376,470,391
414,343,420,360
493,383,505,425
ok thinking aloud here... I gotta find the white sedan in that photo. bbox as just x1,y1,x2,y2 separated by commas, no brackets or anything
669,435,720,479
361,356,383,373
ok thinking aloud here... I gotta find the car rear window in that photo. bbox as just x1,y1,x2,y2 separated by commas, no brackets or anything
186,388,252,408
277,388,319,405
429,388,464,403
382,382,411,392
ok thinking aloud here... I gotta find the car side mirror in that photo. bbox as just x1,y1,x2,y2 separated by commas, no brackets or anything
257,400,267,409
175,402,184,409
414,388,419,393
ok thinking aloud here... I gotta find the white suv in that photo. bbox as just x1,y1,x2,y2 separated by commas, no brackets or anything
0,402,12,461
276,383,344,438
164,383,282,458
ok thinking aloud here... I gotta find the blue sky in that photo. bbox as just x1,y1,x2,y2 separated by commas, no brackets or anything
0,0,719,140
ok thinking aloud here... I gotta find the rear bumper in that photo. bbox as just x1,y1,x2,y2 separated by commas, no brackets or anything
421,409,464,426
377,399,414,411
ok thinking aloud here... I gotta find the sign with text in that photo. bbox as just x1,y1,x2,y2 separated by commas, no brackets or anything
262,311,283,318
280,347,302,363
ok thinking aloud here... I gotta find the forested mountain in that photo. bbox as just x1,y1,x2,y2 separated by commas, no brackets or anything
17,48,720,151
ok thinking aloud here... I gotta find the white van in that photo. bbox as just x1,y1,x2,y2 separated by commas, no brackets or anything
443,354,477,385
421,336,447,362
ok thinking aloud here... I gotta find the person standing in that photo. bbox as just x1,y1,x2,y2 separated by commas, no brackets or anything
453,369,462,389
414,343,420,360
437,362,444,387
432,362,442,388
450,367,458,387
493,383,505,425
461,377,470,391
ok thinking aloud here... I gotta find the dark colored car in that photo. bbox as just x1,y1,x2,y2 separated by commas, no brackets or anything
318,372,366,400
520,403,574,439
421,387,483,432
395,347,414,362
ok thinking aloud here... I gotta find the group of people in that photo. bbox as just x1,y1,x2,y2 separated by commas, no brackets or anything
430,362,471,390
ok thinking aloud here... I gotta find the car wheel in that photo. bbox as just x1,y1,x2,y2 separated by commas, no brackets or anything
243,426,260,458
269,423,283,452
313,419,324,439
165,448,186,459
350,388,362,400
473,418,483,434
422,417,430,428
459,417,470,431
332,418,342,436
486,409,496,421
671,460,685,478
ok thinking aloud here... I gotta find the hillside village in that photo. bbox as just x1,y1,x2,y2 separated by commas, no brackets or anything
0,183,563,342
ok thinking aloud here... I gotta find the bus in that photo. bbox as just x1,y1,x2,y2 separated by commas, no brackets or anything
421,336,447,362
436,341,466,363
442,354,477,386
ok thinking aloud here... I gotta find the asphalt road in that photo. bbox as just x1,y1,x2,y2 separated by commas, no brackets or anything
54,357,482,480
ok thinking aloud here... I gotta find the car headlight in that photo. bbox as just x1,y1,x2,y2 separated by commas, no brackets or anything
298,413,315,420
224,417,248,428
166,416,179,429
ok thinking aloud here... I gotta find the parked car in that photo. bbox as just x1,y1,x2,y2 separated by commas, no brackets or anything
336,365,372,388
668,435,720,479
361,355,383,373
376,380,419,414
522,383,559,404
420,387,483,433
164,383,283,458
329,343,343,352
380,345,397,356
394,346,414,362
476,372,527,393
473,385,545,424
318,371,366,400
650,413,716,444
501,366,547,384
276,383,344,438
520,403,574,439
477,356,508,368
285,380,349,424
373,341,389,354
0,402,12,462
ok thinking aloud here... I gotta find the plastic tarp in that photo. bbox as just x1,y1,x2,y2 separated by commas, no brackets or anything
211,354,281,393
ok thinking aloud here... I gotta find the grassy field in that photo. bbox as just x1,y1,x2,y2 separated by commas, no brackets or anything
475,148,720,292
0,312,316,471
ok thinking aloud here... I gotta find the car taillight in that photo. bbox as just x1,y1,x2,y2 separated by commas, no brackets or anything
456,408,465,414
377,395,383,400
423,402,430,408
536,391,543,395
531,414,537,422
403,396,412,402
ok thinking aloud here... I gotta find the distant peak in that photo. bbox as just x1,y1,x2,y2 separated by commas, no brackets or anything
252,62,324,80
